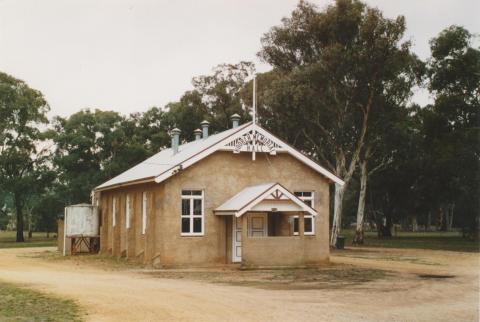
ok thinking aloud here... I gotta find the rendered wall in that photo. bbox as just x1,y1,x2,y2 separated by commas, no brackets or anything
98,150,330,267
99,184,155,264
241,214,327,268
156,151,330,267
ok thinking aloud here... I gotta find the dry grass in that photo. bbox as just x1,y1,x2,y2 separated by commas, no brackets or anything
0,281,83,321
144,265,391,290
25,250,141,271
0,231,57,249
342,230,480,252
31,250,391,290
333,248,444,266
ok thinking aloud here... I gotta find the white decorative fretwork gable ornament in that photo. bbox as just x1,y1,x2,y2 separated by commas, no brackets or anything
225,129,280,155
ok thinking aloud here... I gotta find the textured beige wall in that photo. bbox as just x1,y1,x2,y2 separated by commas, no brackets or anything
242,213,328,268
99,194,109,254
98,150,331,267
156,151,330,267
99,184,157,263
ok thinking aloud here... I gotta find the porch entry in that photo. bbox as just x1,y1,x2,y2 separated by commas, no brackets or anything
232,213,267,262
215,183,318,263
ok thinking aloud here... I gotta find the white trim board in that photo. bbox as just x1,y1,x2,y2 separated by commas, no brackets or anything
154,124,344,186
214,183,318,218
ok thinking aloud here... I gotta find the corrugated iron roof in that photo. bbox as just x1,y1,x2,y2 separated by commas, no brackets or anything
214,183,276,212
214,182,318,217
95,122,252,190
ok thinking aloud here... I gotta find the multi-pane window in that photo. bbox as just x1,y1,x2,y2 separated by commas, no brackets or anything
293,191,315,235
112,197,116,227
181,190,204,236
142,192,147,234
125,194,130,229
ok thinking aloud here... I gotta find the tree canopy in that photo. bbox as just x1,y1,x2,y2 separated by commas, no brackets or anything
0,1,477,242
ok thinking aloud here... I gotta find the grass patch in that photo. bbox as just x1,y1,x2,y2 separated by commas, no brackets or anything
0,231,57,249
0,281,83,321
333,248,443,266
29,250,142,271
340,230,479,252
146,265,391,290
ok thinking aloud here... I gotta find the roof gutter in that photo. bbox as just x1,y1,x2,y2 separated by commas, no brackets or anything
94,177,156,192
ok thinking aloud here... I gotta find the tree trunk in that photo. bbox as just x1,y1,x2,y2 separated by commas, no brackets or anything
426,211,431,231
330,183,345,246
14,193,24,242
447,204,454,231
353,159,368,245
412,216,418,232
28,212,33,239
384,215,393,237
440,206,447,231
378,215,393,238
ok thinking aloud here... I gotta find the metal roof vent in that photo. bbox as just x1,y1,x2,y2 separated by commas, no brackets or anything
194,128,202,141
230,113,241,128
171,128,181,154
201,120,210,139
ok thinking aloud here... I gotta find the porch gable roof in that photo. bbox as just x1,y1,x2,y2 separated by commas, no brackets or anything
214,183,318,217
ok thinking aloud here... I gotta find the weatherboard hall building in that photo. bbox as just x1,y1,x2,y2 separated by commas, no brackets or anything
94,115,344,268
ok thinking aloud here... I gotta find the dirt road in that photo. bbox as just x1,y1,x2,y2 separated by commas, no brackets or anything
0,247,478,322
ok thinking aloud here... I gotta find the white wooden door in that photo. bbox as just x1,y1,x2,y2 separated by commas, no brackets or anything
233,214,268,263
232,217,242,263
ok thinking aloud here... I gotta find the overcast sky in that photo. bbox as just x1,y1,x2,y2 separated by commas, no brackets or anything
0,0,478,118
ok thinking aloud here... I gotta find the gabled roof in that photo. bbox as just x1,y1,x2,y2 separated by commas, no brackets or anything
214,182,318,217
95,122,344,191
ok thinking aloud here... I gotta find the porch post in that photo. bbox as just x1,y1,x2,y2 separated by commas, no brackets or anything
241,214,248,264
299,213,305,237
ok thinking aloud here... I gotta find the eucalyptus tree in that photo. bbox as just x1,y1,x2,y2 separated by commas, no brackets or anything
258,0,420,244
51,109,133,204
163,62,254,139
0,72,50,242
423,26,480,234
124,107,170,154
191,62,254,131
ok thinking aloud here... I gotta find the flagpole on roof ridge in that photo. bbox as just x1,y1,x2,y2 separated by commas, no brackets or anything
253,75,256,125
252,75,256,161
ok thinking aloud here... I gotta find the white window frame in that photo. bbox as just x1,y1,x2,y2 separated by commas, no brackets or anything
293,191,315,235
125,194,131,229
142,192,147,235
112,196,116,227
181,190,204,236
